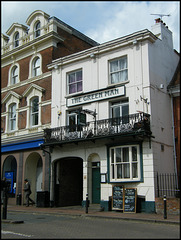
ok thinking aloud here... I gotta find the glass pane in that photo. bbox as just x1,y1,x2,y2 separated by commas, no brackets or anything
117,164,122,178
123,147,129,162
69,73,75,83
69,83,76,94
77,82,82,92
119,57,127,69
120,70,128,82
123,163,130,178
116,148,121,162
32,113,38,125
32,98,39,112
110,60,119,72
132,163,138,178
111,72,119,84
111,164,115,179
111,149,114,163
132,147,137,161
122,105,129,123
112,105,120,118
34,58,40,68
76,71,82,81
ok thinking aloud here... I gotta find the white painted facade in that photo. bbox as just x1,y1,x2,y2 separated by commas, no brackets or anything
47,20,179,212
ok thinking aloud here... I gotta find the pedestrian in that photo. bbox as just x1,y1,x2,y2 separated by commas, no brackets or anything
24,179,35,207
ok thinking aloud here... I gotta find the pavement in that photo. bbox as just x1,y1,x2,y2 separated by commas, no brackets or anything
1,204,180,225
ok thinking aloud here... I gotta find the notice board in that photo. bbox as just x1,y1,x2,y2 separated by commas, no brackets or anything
123,188,137,213
112,185,124,210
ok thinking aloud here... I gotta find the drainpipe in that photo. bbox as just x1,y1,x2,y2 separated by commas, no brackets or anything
170,94,178,187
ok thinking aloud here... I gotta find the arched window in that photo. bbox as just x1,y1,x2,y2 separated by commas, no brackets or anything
34,21,41,38
11,66,18,84
9,103,16,131
30,97,39,126
14,32,19,48
33,57,40,76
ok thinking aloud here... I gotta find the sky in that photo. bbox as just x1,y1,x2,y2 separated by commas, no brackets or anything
1,1,180,52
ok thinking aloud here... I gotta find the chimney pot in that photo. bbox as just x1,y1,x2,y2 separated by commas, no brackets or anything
155,18,161,23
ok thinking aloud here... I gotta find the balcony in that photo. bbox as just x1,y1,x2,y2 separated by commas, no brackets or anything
43,112,151,145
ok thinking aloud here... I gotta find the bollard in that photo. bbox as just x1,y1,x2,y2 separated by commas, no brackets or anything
163,195,167,219
2,188,7,220
85,193,89,214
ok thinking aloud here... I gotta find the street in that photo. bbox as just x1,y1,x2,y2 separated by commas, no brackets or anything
1,212,180,239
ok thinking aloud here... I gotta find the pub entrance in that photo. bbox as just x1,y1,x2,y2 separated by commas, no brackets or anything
54,157,83,207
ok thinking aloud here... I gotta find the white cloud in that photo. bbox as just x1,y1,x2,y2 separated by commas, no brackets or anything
1,1,180,52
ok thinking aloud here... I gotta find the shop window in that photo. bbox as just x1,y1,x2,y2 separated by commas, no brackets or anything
34,21,41,38
67,69,82,94
109,56,128,84
9,103,16,131
30,97,39,126
14,32,19,48
110,145,140,182
11,66,18,85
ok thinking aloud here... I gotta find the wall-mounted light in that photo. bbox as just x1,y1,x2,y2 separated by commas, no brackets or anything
90,53,95,58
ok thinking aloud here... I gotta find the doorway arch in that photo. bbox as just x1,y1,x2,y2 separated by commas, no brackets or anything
2,155,17,197
24,152,43,203
54,157,83,207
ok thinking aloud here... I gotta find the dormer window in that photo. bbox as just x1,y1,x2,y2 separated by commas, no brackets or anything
11,66,18,84
14,32,19,48
34,21,41,38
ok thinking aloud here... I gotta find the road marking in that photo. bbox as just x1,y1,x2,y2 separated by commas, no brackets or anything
2,230,33,237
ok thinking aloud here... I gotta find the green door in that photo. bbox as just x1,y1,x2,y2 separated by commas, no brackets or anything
92,165,100,203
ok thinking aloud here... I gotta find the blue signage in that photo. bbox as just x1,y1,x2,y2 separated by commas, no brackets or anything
5,171,14,194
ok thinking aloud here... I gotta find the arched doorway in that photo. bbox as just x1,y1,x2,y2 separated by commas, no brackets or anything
24,152,43,203
54,157,83,207
2,155,17,197
88,153,101,204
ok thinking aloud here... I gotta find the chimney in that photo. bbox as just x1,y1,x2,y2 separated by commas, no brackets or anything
151,19,173,49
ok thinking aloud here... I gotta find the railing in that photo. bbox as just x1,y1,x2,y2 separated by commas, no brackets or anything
156,172,180,198
44,112,151,144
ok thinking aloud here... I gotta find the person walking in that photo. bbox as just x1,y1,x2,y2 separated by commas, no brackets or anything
24,179,35,207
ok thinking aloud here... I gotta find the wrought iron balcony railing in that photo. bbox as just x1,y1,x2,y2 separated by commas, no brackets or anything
44,112,151,144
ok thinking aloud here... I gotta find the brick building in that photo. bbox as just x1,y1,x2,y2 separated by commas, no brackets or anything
1,10,98,205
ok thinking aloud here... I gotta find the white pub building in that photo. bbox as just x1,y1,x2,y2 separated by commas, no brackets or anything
42,19,179,212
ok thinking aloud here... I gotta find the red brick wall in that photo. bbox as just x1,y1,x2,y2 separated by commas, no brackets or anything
155,197,180,215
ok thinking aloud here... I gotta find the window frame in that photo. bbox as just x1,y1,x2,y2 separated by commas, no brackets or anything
9,103,16,131
11,66,18,85
30,97,39,127
109,144,141,182
109,56,128,85
34,21,41,38
67,69,83,95
33,57,41,77
14,32,19,48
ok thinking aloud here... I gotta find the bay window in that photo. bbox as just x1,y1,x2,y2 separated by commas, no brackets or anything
110,145,140,182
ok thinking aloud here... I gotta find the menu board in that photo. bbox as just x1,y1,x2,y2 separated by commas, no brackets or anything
112,185,124,210
124,188,137,213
